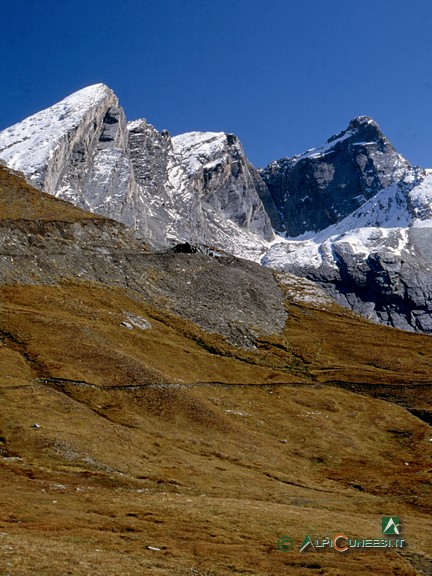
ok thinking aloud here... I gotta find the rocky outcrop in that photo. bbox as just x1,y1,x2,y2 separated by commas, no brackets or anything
126,119,206,245
259,116,432,333
0,85,142,229
0,84,273,261
4,86,432,336
0,165,287,348
260,116,412,236
263,172,432,332
172,131,275,240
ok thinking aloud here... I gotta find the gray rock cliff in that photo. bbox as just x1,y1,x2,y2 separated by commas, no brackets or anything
172,131,275,241
0,84,273,261
0,166,287,348
263,170,432,333
260,116,412,236
4,86,432,336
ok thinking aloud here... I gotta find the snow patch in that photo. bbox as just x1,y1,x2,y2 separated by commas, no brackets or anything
172,132,227,175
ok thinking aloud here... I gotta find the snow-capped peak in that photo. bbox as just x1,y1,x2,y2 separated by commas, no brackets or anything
347,115,378,129
286,116,388,165
262,167,432,281
0,84,117,189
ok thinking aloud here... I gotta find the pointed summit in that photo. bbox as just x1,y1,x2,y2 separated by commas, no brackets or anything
0,85,274,261
347,115,379,130
261,118,411,236
0,83,119,192
326,116,387,148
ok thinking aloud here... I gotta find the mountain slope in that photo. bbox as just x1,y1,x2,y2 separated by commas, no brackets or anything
260,117,432,333
0,166,431,576
172,131,275,239
4,86,432,335
0,164,287,349
263,169,432,332
0,84,274,260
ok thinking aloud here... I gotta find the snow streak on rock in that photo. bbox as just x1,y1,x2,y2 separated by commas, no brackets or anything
0,85,274,260
3,86,432,333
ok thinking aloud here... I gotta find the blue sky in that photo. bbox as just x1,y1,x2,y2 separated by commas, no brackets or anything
2,0,432,167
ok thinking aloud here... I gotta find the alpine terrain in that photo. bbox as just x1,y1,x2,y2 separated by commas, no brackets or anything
261,117,432,333
2,85,432,333
0,84,274,261
0,86,431,575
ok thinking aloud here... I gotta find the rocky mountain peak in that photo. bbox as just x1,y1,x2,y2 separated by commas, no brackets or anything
4,84,432,336
260,117,412,236
0,85,274,261
324,116,392,154
262,115,432,333
171,131,275,242
347,115,379,130
326,115,385,147
0,83,118,195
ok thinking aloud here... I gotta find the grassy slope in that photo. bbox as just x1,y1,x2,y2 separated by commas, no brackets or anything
0,284,431,576
0,167,431,575
0,165,103,222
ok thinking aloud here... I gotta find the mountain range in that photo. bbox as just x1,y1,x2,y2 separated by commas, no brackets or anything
1,83,432,334
0,158,431,576
0,86,432,575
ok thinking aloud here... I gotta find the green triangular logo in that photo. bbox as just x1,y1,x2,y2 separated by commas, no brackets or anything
382,516,401,535
299,534,314,552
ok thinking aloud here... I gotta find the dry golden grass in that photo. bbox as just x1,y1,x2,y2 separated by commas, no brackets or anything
1,380,431,575
3,283,432,390
1,141,432,575
0,284,299,387
0,165,103,222
0,282,431,575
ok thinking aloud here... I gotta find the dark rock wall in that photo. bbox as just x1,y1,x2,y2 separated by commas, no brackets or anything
261,117,411,236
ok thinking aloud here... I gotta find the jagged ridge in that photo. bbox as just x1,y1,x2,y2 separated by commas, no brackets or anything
260,115,412,236
3,86,432,334
0,84,274,261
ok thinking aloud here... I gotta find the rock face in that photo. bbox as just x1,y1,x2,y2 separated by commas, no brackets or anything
0,85,142,228
0,84,274,261
260,116,411,236
0,165,287,348
4,85,432,336
126,119,206,245
259,116,432,333
263,171,432,332
172,131,275,240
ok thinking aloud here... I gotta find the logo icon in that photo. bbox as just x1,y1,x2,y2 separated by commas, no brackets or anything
276,536,294,552
382,517,401,535
299,535,314,552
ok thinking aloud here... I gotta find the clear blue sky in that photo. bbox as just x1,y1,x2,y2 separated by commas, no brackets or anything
2,0,432,168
